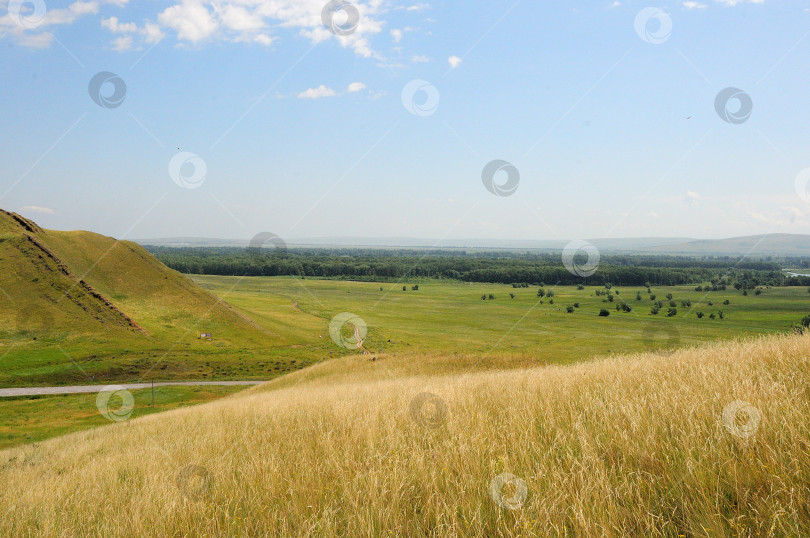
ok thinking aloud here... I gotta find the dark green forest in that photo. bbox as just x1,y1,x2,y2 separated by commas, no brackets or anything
145,246,810,288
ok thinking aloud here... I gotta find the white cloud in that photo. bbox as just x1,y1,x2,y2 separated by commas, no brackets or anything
111,35,133,50
685,191,700,205
448,55,462,69
3,0,384,57
405,3,431,11
158,1,218,43
411,55,429,63
218,4,264,32
715,0,764,5
142,23,165,44
21,206,55,215
102,16,137,33
298,85,336,99
253,33,274,46
390,29,403,43
347,82,366,93
683,1,708,9
17,32,54,48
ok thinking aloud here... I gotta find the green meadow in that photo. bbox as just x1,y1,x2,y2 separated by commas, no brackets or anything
193,275,810,364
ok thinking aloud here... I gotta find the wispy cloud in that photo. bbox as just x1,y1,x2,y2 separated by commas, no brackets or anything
297,85,336,99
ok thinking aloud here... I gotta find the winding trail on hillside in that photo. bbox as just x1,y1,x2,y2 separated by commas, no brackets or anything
0,381,264,397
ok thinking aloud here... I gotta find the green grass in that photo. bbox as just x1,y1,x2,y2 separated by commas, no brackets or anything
193,276,809,364
0,385,247,449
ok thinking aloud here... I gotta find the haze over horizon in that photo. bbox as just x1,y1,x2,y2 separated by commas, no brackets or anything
3,0,810,244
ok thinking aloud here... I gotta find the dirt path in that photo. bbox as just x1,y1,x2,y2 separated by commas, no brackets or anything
0,381,264,397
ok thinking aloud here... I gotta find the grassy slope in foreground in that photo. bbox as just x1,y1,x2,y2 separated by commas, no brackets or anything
1,334,808,536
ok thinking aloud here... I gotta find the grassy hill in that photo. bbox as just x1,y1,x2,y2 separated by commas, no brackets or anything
0,332,807,536
0,210,281,386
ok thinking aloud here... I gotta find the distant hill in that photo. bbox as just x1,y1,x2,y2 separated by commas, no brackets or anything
137,236,696,251
647,234,810,256
136,234,810,256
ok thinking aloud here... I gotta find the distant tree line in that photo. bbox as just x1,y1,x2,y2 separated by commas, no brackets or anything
145,246,810,288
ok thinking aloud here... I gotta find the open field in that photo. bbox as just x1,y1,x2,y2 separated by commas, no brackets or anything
0,333,807,536
0,385,248,450
193,275,810,364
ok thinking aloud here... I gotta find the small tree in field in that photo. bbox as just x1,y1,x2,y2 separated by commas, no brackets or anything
577,284,585,290
566,305,574,313
667,307,677,317
801,315,810,328
412,284,419,290
696,312,704,319
537,288,546,298
636,292,642,301
509,293,515,299
599,308,610,317
403,286,407,291
488,294,495,300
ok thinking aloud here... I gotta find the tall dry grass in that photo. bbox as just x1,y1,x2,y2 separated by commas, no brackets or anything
1,334,808,536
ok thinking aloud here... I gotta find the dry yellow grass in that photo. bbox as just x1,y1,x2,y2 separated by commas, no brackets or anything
1,334,808,536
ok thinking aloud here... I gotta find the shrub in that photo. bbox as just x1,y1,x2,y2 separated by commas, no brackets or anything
566,305,574,313
723,299,730,305
666,293,673,300
577,284,585,290
537,288,546,298
488,294,495,300
549,299,554,304
709,313,716,319
599,309,610,317
755,289,762,296
802,315,810,328
696,312,704,319
667,307,677,317
650,294,656,301
412,285,419,291
695,286,703,291
608,295,615,302
546,290,555,298
573,302,580,308
509,293,515,299
669,301,677,308
650,305,660,315
402,286,407,291
636,292,642,301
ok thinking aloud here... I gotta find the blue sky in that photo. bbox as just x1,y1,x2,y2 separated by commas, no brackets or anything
2,0,810,243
